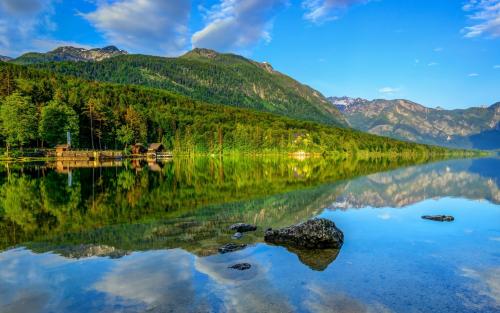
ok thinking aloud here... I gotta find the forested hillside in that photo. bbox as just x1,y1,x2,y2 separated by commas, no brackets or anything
19,47,346,126
0,62,459,156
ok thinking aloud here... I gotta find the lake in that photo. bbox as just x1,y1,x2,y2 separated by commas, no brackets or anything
0,156,499,313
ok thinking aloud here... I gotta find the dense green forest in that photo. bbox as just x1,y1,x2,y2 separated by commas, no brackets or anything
18,48,347,126
0,61,465,156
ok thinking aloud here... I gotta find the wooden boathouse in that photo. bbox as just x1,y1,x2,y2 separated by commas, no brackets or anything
147,143,173,159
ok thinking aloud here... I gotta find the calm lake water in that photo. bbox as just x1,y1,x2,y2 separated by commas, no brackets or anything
0,156,499,313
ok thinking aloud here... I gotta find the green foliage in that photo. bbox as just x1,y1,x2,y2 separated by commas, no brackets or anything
0,62,464,156
24,50,347,126
0,92,38,151
116,125,134,147
39,100,79,147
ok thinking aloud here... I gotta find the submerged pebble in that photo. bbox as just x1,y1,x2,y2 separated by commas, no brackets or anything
218,243,247,254
232,232,243,239
229,223,257,232
228,263,251,271
422,215,454,222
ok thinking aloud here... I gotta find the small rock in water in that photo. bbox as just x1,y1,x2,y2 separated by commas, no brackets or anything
232,232,243,239
228,263,251,271
229,223,257,232
422,215,454,222
218,243,247,254
265,218,344,249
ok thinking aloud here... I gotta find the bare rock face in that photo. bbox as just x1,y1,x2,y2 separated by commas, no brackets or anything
49,46,127,62
264,218,344,249
422,215,454,222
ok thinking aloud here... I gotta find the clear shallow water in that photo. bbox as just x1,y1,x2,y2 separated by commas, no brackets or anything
0,157,499,313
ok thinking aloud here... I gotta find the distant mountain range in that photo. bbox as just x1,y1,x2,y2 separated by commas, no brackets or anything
11,46,127,64
0,55,12,62
329,97,500,150
4,45,498,149
7,46,346,126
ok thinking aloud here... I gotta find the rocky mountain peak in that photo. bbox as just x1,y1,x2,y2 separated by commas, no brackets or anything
45,45,127,62
184,48,220,59
259,61,274,73
328,96,369,112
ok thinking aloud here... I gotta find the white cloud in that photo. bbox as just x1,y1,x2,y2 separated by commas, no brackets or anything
302,0,370,24
377,212,392,220
191,0,287,53
378,87,399,95
0,0,57,56
468,72,480,77
428,62,439,66
93,250,198,310
494,64,500,69
462,0,500,38
434,47,444,52
82,0,191,56
30,39,93,51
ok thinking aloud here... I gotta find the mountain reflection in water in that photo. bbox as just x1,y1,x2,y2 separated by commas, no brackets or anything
0,156,499,313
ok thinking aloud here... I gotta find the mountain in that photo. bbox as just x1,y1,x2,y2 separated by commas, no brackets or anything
12,45,127,64
24,47,346,126
329,97,500,149
0,61,463,158
0,55,12,62
328,96,369,112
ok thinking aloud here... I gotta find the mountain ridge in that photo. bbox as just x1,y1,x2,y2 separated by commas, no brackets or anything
329,96,500,149
20,46,347,126
11,45,127,64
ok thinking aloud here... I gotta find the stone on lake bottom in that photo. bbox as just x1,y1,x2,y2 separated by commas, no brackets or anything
232,232,243,239
228,263,251,271
422,215,454,222
218,243,247,254
229,223,257,232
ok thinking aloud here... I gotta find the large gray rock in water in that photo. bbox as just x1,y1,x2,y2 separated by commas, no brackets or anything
264,218,344,249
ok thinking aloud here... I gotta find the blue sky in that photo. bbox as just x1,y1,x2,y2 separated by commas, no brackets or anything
0,0,499,109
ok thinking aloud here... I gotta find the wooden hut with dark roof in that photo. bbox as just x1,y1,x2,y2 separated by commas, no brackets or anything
131,143,147,155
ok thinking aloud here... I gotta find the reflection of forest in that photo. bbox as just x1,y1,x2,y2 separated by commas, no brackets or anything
330,158,500,209
0,156,481,256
